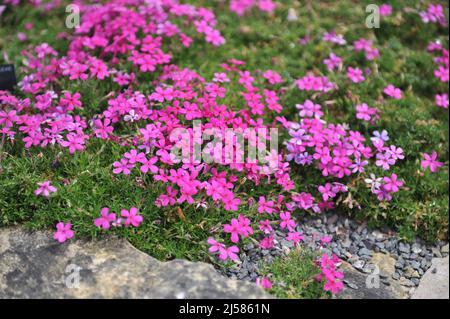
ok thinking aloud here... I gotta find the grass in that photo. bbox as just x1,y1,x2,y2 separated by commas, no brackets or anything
262,248,329,299
0,0,448,299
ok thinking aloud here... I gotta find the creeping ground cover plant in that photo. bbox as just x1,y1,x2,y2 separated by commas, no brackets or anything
0,0,448,298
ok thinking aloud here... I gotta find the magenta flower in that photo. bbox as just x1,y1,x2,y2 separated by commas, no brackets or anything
218,245,239,262
113,159,134,175
60,133,85,154
34,181,57,197
421,151,444,173
258,196,274,214
121,207,143,227
94,207,117,230
207,237,225,253
383,174,404,193
436,94,449,109
379,4,392,17
256,277,272,289
383,85,402,100
279,211,295,230
347,67,365,83
323,52,342,72
53,222,74,243
259,236,274,250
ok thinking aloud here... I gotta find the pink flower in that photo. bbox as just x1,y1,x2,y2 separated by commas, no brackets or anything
34,181,57,197
347,67,365,83
384,85,402,99
263,70,283,85
421,151,444,173
323,52,342,72
382,174,404,193
258,196,274,214
94,207,117,230
223,218,242,243
280,211,295,230
53,222,74,243
121,207,143,227
434,66,449,82
256,277,272,289
213,72,230,83
207,237,225,253
259,236,274,249
320,235,332,245
356,103,379,123
287,231,304,246
259,219,273,234
436,94,449,109
318,183,336,201
113,159,134,175
60,134,85,154
218,245,239,262
379,4,392,17
296,100,323,118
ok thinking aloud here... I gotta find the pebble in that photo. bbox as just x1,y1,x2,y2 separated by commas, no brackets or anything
218,211,448,294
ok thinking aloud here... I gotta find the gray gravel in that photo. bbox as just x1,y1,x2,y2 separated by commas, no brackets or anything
219,211,448,290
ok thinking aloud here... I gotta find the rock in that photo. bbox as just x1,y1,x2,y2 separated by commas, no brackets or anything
399,277,415,287
411,257,449,299
411,244,422,255
352,259,365,271
371,253,396,277
338,262,408,299
0,227,270,299
441,244,449,255
431,247,442,258
404,266,420,279
398,242,410,254
358,248,373,257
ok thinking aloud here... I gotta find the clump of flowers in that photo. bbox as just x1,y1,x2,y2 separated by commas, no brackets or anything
316,253,344,294
230,0,276,16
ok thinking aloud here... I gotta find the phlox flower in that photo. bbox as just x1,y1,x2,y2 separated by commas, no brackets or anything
382,173,404,193
207,237,225,253
296,100,323,118
318,183,336,201
434,66,449,82
259,219,273,234
256,277,272,289
259,236,274,249
421,151,444,173
375,151,396,170
258,196,274,214
371,130,389,144
120,207,143,227
323,52,342,72
347,67,365,83
383,85,402,100
218,245,239,262
436,94,449,109
263,70,283,85
356,103,379,123
213,72,230,83
94,207,117,230
379,4,392,17
279,211,295,230
34,180,57,197
323,31,346,45
286,231,304,246
0,110,18,127
60,134,85,154
113,159,134,175
53,222,74,243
